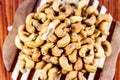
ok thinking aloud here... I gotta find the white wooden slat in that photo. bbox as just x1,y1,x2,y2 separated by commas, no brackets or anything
92,0,99,8
20,69,31,80
11,60,20,80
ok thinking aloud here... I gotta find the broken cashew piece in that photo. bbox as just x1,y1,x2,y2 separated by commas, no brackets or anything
84,64,97,73
68,50,77,63
65,71,77,80
59,55,73,71
52,46,63,57
32,49,41,62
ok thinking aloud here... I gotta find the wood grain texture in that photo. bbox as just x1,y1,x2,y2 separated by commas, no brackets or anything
0,0,120,80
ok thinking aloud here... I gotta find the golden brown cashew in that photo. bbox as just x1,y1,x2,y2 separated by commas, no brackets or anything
32,49,41,62
84,64,97,73
71,33,79,42
77,0,89,10
48,67,59,80
65,0,79,4
59,55,73,71
55,23,67,37
65,71,77,80
74,57,83,71
70,16,82,23
19,59,26,73
62,69,69,75
48,57,59,65
45,7,55,20
85,25,95,36
95,37,102,44
39,63,53,80
34,12,47,22
81,38,94,45
47,34,58,43
42,55,51,62
74,9,82,16
79,44,93,57
71,22,85,33
15,35,24,50
84,15,96,25
35,61,46,69
90,29,101,39
57,33,70,48
18,25,37,42
52,46,63,57
22,46,33,55
59,3,73,17
37,4,50,12
64,18,71,26
68,50,77,63
57,14,66,21
102,40,112,56
94,43,105,58
47,0,55,3
41,42,54,55
78,72,86,80
52,0,62,12
86,6,99,15
65,43,79,55
99,22,109,35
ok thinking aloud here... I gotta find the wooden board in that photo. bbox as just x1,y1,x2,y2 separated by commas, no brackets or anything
0,0,120,80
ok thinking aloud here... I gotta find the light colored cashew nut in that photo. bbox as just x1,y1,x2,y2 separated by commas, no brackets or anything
34,12,47,22
78,72,86,80
74,9,82,16
47,34,58,43
37,4,50,12
59,3,73,17
77,0,89,10
71,22,85,33
65,71,77,80
79,44,93,57
71,33,79,42
74,57,83,71
32,49,41,62
39,63,53,80
99,22,109,35
84,64,97,73
41,42,54,55
86,6,99,15
65,43,79,55
102,40,112,56
90,29,101,39
84,15,96,25
52,46,63,57
18,25,37,42
22,46,33,55
45,7,55,20
35,61,46,69
65,0,79,5
15,35,24,50
94,43,105,58
48,56,59,65
52,0,62,12
59,55,73,71
19,59,26,73
46,0,55,3
68,50,77,63
95,37,102,44
62,69,69,74
81,38,94,45
70,16,82,23
85,25,95,36
57,33,70,48
48,67,59,80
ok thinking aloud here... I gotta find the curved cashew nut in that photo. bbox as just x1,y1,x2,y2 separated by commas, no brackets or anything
59,55,73,71
65,43,79,55
77,0,89,10
78,72,87,80
86,6,99,15
41,42,54,55
47,0,55,3
71,33,79,42
71,22,85,33
94,43,105,58
85,25,95,36
32,49,41,62
90,29,101,39
65,71,77,80
95,37,102,44
52,0,62,12
102,40,112,56
70,16,82,23
15,35,24,50
59,3,73,17
35,61,46,69
39,63,53,80
37,4,50,12
42,55,51,62
84,64,97,73
34,12,47,22
45,7,55,20
62,69,69,75
99,22,109,35
52,46,63,57
22,46,33,55
47,34,58,43
48,57,59,65
57,33,70,48
68,50,77,63
74,9,82,16
81,38,94,45
79,44,93,57
48,67,59,80
74,57,83,71
19,59,26,73
84,15,96,25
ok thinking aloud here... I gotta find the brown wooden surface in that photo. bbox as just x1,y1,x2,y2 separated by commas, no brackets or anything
0,0,120,80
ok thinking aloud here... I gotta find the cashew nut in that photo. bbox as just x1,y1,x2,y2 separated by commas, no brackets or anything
102,40,112,56
35,61,46,69
90,29,101,39
85,25,95,36
74,9,82,16
65,71,77,80
49,57,59,65
95,37,102,44
34,12,47,22
59,55,73,71
68,50,77,63
84,64,97,73
77,0,89,10
62,69,69,74
70,16,82,23
47,34,58,43
86,6,99,15
78,72,86,80
84,15,96,25
37,4,50,12
52,0,62,12
71,33,79,42
52,46,63,57
99,22,109,35
46,0,55,3
74,57,83,71
32,49,41,62
45,7,55,20
41,42,54,55
81,38,94,45
57,33,70,48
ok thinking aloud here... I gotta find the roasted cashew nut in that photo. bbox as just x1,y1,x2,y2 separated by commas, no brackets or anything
85,25,95,36
86,6,99,15
74,9,82,16
68,50,77,63
35,61,46,69
90,29,101,39
52,46,63,57
84,15,96,26
18,25,37,42
32,49,41,62
84,64,97,73
59,3,73,17
70,16,82,23
81,38,94,45
19,59,26,73
99,22,109,35
65,0,79,5
74,57,83,71
34,12,47,22
41,42,54,55
15,35,24,50
37,4,50,12
77,0,89,10
46,0,55,3
62,69,68,75
52,0,62,12
65,43,79,55
57,33,70,48
47,34,58,43
95,37,102,44
65,71,77,80
94,43,105,58
102,40,112,56
59,55,73,71
78,72,87,80
39,63,53,80
45,7,55,20
70,33,79,42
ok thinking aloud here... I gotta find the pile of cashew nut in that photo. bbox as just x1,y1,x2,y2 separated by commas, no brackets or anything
15,0,112,79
